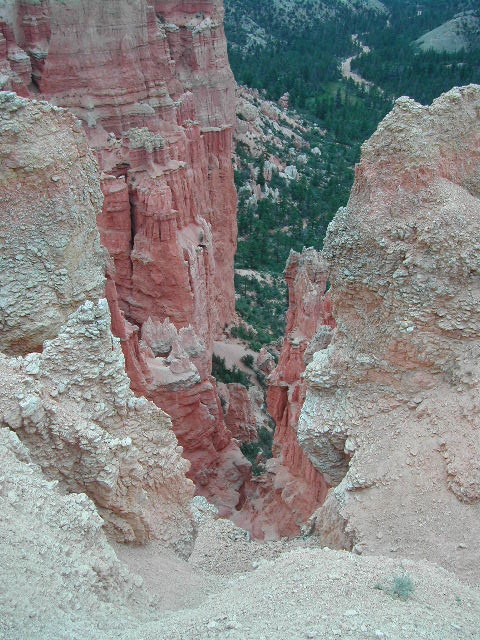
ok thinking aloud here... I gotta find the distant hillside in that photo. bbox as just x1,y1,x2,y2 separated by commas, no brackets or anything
225,0,480,349
415,10,480,53
224,0,386,51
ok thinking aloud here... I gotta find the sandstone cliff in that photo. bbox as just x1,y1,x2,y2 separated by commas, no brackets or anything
300,85,480,581
0,92,195,555
0,0,249,513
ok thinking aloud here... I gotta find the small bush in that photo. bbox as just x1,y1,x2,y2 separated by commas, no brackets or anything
231,325,254,341
392,574,415,601
240,426,275,476
241,354,255,368
375,570,414,602
212,354,251,387
256,370,267,389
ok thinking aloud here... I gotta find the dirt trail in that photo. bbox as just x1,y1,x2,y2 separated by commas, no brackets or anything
341,36,373,89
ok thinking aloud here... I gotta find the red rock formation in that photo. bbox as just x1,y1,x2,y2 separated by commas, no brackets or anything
234,248,334,538
218,382,257,443
0,17,31,96
0,0,247,513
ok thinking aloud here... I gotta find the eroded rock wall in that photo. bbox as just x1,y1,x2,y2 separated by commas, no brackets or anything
301,86,480,581
0,93,195,555
0,0,248,512
0,92,105,355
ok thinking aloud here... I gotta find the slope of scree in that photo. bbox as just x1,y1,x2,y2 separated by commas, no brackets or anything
2,496,479,639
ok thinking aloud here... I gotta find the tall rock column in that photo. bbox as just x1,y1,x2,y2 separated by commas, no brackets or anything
234,248,334,539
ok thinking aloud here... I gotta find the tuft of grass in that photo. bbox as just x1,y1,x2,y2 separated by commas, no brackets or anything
375,570,415,602
392,574,415,601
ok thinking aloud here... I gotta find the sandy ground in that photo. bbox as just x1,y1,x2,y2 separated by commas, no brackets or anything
235,268,274,285
118,511,480,640
213,339,262,390
3,491,480,640
341,56,373,88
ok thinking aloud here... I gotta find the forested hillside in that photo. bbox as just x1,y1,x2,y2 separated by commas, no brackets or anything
225,0,480,349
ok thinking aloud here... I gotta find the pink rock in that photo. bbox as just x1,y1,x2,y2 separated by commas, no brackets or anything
256,347,276,375
0,0,247,513
223,383,257,443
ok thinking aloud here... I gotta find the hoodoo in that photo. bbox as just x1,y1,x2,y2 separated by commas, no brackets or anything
0,0,249,514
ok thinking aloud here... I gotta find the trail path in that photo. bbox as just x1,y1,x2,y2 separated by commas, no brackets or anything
341,35,374,89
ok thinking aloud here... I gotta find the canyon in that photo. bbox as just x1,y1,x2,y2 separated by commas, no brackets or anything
2,82,480,639
233,248,335,539
0,0,479,637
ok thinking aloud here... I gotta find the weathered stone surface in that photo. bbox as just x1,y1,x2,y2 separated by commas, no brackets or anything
0,92,105,355
256,347,276,375
0,427,147,638
0,299,195,554
0,95,195,555
220,382,257,442
300,86,480,581
235,248,334,539
0,0,248,512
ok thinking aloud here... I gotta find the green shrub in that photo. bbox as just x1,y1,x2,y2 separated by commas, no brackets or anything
375,570,415,602
256,370,267,389
212,354,252,387
240,426,275,476
241,354,255,368
231,325,254,341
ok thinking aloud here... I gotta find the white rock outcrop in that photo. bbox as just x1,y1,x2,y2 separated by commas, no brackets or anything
0,299,195,552
0,92,106,355
299,85,480,582
0,93,195,555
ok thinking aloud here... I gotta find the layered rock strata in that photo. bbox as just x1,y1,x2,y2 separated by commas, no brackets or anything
217,382,257,442
0,92,195,555
0,0,249,512
234,248,334,538
301,85,480,582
